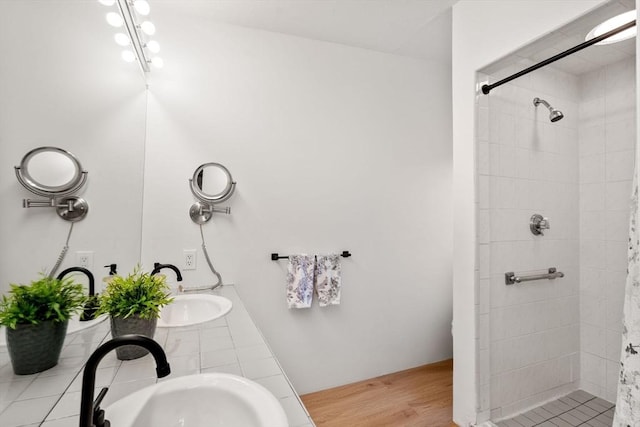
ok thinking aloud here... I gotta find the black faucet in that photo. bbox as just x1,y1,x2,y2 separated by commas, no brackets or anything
104,264,117,276
57,267,95,296
151,263,183,282
57,267,98,321
79,335,171,427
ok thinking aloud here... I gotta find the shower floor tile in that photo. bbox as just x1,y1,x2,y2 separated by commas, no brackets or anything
495,391,615,427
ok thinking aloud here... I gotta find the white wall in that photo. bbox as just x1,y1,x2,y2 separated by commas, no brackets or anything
451,1,609,425
0,2,147,293
578,56,636,402
142,6,453,394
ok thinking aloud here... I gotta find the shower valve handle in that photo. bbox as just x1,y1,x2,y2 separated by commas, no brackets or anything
530,214,549,236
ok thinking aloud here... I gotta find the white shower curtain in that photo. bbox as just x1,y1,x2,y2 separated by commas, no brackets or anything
613,162,640,426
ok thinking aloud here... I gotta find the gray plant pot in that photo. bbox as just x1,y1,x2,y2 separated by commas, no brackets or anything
110,315,157,360
6,320,68,375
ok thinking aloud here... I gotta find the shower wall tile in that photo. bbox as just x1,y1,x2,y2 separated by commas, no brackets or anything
579,98,605,125
579,240,605,269
478,175,490,208
581,323,606,357
604,56,636,94
604,292,625,332
605,180,633,211
605,117,636,151
579,183,605,211
579,154,605,184
478,107,490,142
580,294,606,326
479,278,490,315
478,209,491,244
605,150,634,181
578,124,606,157
604,360,619,403
581,352,606,388
478,142,490,175
605,241,628,271
580,68,606,101
578,56,636,401
580,211,606,241
605,329,623,364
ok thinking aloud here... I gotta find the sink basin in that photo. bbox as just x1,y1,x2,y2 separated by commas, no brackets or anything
105,373,288,427
0,314,107,348
157,294,232,328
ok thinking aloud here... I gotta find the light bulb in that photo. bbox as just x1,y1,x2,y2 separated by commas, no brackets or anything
151,57,164,68
140,21,156,35
98,0,116,6
133,0,150,16
121,50,136,63
146,40,160,53
106,12,124,27
114,33,130,46
586,10,637,45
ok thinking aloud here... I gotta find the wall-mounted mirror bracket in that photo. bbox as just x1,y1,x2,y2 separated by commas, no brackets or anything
189,201,230,225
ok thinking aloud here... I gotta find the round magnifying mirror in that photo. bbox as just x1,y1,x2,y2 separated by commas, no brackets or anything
190,162,236,203
15,147,87,197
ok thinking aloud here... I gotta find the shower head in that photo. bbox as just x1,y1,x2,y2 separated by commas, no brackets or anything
533,97,564,122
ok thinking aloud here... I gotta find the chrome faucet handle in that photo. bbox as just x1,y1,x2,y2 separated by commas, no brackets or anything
530,213,550,236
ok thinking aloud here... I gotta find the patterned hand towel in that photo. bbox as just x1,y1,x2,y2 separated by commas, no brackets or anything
315,254,341,307
286,255,315,309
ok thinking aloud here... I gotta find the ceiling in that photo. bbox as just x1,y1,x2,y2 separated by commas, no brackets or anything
483,0,636,77
155,0,457,60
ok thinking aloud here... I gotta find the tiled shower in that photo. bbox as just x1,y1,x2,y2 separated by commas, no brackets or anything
475,3,636,422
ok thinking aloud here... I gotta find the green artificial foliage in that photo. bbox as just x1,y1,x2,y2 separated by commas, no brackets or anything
97,265,173,320
0,275,86,329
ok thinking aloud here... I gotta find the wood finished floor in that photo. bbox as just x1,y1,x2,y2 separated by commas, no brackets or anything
300,359,454,427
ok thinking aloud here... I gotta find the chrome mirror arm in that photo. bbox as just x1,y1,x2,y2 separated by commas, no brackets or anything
22,196,89,222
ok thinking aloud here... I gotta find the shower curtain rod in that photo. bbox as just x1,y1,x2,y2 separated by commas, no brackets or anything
481,19,636,95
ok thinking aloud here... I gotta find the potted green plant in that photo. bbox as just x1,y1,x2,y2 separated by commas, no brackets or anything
0,275,85,375
97,265,173,360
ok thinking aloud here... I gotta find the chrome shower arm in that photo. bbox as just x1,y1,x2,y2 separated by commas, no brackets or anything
533,97,551,109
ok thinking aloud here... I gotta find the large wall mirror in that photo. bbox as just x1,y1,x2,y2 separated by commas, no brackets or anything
0,1,147,423
0,1,147,294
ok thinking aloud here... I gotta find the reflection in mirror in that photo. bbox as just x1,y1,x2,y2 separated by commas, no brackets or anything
28,150,78,188
0,0,147,424
16,146,86,196
197,164,231,198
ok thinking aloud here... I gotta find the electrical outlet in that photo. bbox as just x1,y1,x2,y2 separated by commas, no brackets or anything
76,251,94,269
184,249,197,270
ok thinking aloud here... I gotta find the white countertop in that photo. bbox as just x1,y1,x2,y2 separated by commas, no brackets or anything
0,285,315,427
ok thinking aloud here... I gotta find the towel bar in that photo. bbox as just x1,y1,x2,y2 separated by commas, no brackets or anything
505,267,564,285
271,251,352,261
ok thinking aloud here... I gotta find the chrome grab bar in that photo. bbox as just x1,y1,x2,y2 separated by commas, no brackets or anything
505,267,564,285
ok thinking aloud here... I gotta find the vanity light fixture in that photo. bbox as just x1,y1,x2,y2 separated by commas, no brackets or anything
133,0,150,16
98,0,163,72
114,33,131,46
586,10,637,45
